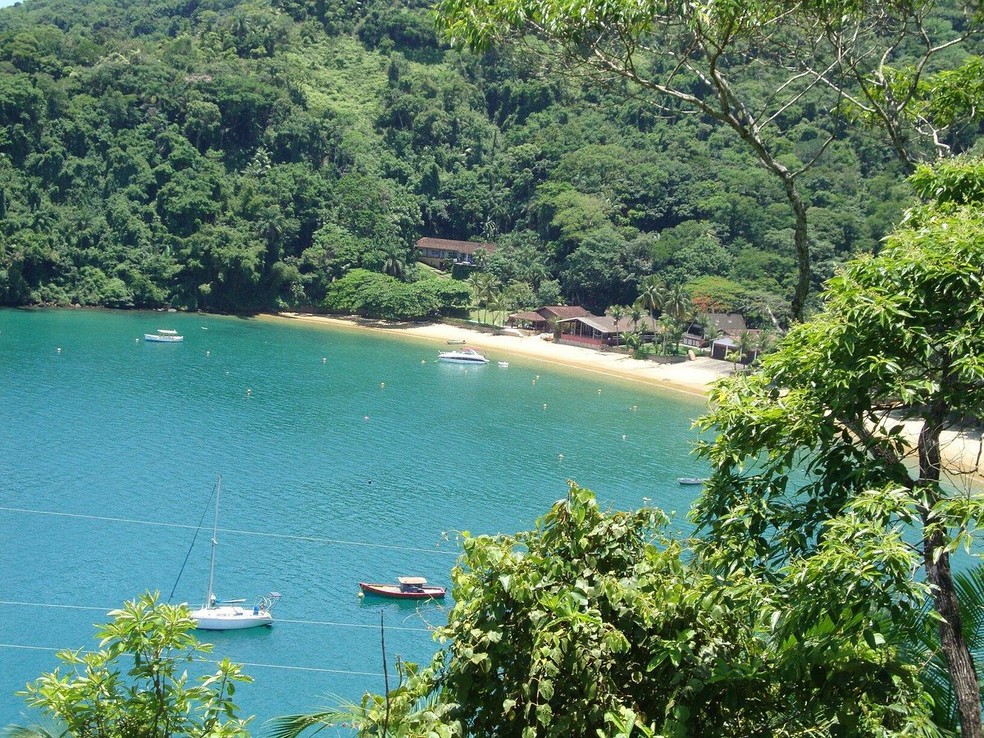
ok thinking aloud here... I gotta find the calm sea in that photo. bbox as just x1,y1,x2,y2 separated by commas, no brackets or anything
0,308,708,733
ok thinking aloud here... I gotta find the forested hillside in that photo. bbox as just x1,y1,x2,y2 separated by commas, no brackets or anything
0,0,976,320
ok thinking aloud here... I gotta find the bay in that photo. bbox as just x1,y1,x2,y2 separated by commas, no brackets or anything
0,308,708,732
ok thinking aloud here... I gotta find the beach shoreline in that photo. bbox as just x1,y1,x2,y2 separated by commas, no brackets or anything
266,312,734,397
265,312,984,484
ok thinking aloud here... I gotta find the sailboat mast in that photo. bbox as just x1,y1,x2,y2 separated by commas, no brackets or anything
205,475,221,607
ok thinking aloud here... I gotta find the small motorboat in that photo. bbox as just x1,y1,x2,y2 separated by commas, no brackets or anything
359,576,447,600
437,347,488,364
677,477,709,485
145,329,184,343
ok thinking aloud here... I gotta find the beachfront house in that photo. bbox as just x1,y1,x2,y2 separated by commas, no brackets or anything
710,331,763,363
415,237,497,268
683,313,750,348
554,314,618,348
506,305,593,334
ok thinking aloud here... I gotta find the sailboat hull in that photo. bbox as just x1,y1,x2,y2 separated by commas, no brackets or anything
191,604,273,630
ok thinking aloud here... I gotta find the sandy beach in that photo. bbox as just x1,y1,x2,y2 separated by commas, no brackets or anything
269,312,734,397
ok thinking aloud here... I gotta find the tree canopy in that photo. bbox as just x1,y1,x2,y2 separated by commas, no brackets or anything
8,592,252,738
1,0,973,320
695,156,984,737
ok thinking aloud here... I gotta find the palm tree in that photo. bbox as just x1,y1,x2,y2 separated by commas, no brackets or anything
637,276,666,318
610,305,625,349
736,330,755,368
756,329,775,359
268,660,449,738
694,312,713,341
668,319,688,355
467,272,497,324
629,305,643,335
658,315,675,355
664,283,692,323
911,564,984,733
381,244,407,279
487,289,508,327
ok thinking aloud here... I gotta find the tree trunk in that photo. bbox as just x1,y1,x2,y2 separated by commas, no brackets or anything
919,411,983,738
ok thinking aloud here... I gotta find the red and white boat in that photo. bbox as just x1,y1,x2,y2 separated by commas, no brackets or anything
359,576,446,600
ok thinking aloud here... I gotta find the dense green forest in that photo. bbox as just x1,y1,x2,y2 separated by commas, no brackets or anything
0,0,978,322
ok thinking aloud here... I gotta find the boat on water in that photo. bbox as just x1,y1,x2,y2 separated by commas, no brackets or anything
359,576,447,600
189,476,280,630
144,329,184,343
677,477,709,486
437,347,489,364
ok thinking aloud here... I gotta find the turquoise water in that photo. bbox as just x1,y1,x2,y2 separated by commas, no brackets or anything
0,308,708,732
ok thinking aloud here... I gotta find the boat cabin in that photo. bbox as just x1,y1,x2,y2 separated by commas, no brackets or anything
398,576,429,593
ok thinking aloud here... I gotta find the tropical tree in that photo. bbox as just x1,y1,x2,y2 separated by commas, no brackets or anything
381,243,408,279
8,592,252,738
467,271,497,324
487,288,508,327
914,564,984,733
662,283,692,323
636,275,665,319
695,158,984,738
628,304,643,335
735,329,755,366
434,0,982,321
609,303,625,348
272,484,938,738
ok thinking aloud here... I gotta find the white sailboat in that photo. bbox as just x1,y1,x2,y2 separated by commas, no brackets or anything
190,476,280,630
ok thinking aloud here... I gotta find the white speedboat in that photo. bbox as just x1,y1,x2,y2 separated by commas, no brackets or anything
437,347,489,364
677,477,709,486
189,476,280,630
145,329,184,343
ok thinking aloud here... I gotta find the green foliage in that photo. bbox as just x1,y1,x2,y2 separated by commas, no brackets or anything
10,591,252,738
695,158,984,737
276,483,939,737
0,0,971,322
323,268,469,320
